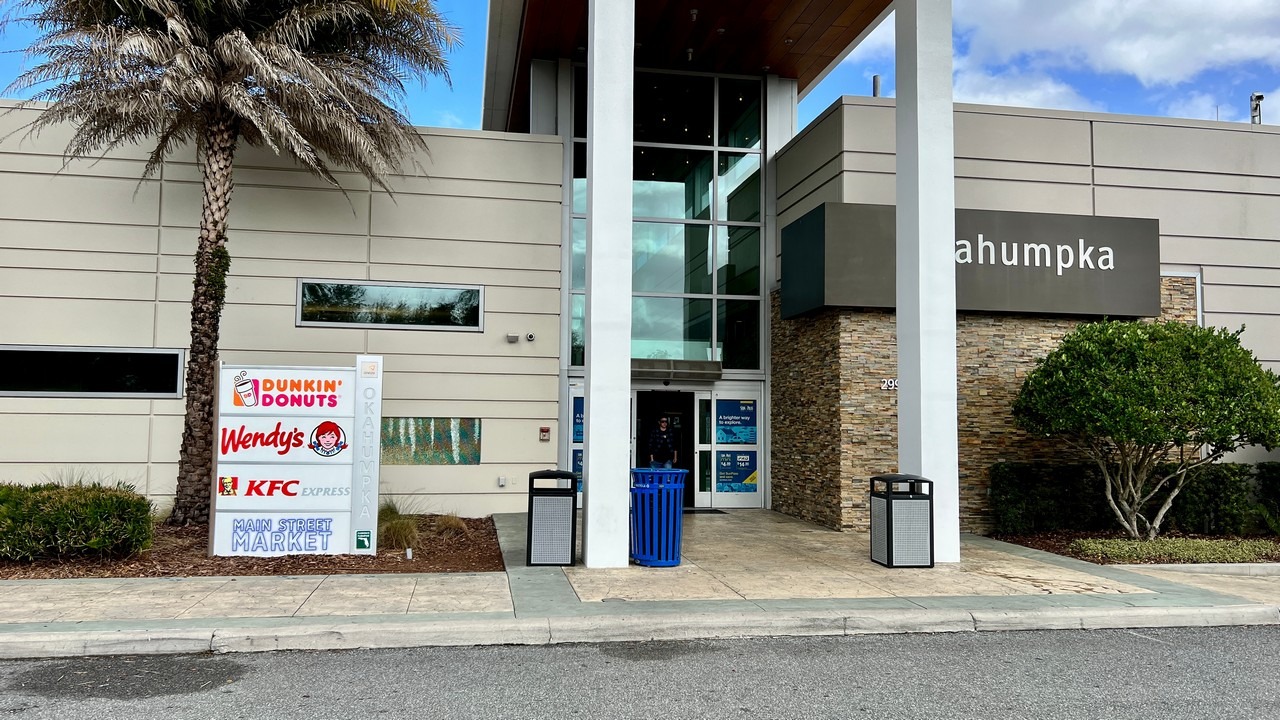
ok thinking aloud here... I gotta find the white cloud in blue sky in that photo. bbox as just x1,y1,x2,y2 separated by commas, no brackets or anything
3,1,1279,131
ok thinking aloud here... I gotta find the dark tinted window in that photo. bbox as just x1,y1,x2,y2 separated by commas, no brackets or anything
634,73,713,146
0,348,182,396
299,281,482,330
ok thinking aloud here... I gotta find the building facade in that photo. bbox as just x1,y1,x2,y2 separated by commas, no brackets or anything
2,1,1278,561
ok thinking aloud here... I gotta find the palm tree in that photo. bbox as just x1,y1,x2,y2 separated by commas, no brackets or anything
4,0,457,524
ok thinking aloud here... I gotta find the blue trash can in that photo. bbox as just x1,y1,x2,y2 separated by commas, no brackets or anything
629,468,687,567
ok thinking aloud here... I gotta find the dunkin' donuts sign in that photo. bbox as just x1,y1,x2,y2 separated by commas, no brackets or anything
212,358,383,557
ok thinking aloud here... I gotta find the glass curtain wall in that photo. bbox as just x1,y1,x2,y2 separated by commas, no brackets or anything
569,69,763,370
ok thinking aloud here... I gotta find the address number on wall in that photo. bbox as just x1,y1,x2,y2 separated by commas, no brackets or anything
880,379,899,390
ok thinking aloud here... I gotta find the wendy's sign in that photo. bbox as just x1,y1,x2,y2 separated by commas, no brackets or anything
212,358,383,557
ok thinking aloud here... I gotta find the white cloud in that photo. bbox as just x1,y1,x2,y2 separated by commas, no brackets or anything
1161,91,1245,122
433,111,466,128
843,13,895,64
953,0,1280,86
952,59,1101,112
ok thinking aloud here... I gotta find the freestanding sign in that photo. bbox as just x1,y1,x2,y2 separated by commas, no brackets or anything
211,356,383,556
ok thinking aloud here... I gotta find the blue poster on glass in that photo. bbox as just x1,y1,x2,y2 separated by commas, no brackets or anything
572,448,583,493
716,399,757,444
573,396,584,443
716,451,758,493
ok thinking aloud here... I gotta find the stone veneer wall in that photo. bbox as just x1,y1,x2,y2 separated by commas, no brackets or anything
770,276,1199,533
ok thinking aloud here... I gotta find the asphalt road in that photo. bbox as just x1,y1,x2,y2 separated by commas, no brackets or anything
1,626,1277,719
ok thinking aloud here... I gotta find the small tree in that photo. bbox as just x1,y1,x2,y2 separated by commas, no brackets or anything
1013,320,1280,540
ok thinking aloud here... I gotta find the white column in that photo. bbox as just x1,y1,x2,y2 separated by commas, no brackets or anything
895,0,960,562
582,0,634,568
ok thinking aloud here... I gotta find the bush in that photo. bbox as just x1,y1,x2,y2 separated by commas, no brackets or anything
0,482,153,561
378,515,419,549
991,461,1260,536
1068,537,1280,564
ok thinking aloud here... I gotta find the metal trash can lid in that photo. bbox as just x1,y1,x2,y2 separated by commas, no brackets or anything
529,469,577,481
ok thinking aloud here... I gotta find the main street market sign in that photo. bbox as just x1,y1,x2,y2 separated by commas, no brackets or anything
780,203,1161,319
211,356,383,556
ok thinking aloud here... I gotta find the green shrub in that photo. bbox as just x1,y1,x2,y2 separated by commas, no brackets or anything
989,462,1111,534
378,515,419,549
1257,463,1280,533
1164,463,1254,536
0,482,153,562
1068,537,1280,564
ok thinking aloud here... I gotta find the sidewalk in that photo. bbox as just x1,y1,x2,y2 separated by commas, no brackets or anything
0,510,1276,658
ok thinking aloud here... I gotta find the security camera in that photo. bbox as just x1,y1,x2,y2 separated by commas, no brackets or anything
525,332,536,342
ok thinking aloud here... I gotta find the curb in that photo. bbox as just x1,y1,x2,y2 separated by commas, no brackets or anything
2,604,1277,659
1116,563,1280,577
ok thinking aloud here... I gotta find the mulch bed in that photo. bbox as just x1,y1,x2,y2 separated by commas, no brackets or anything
0,515,506,580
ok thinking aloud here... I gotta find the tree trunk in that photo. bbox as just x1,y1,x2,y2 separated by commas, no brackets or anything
169,112,238,525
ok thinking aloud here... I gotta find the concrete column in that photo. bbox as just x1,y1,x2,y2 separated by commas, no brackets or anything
895,0,960,562
582,0,634,568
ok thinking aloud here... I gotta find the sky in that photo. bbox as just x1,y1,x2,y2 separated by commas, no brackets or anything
2,1,1279,130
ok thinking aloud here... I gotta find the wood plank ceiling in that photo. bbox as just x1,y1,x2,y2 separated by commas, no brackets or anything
505,0,890,131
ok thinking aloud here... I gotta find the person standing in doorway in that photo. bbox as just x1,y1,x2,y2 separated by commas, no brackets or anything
648,416,678,469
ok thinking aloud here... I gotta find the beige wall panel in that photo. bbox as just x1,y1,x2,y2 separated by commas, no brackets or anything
1096,167,1280,196
0,107,151,161
0,153,152,181
157,274,297,306
0,267,156,301
0,463,152,486
379,492,526,518
1161,237,1280,269
777,157,842,217
146,464,178,498
369,264,561,289
839,103,897,153
956,178,1095,215
0,414,150,463
160,181,369,235
160,228,371,263
379,400,557,420
777,109,843,193
0,248,157,273
483,287,561,315
956,112,1092,165
213,351,360,370
163,162,370,192
956,158,1094,185
777,176,843,229
0,398,152,415
380,465,558,496
369,236,560,271
382,353,559,376
154,301,366,352
0,297,155,346
841,152,897,175
370,194,560,244
0,173,160,225
1227,446,1280,463
381,175,561,203
157,255,370,279
0,220,158,254
383,373,558,403
1098,187,1280,241
148,414,183,464
1203,312,1280,361
365,314,560,356
839,171,897,205
401,133,563,185
477,418,559,463
1202,284,1280,315
1202,266,1280,286
149,399,186,415
1095,122,1280,175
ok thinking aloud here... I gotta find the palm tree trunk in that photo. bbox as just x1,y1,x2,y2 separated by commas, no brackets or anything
169,112,238,525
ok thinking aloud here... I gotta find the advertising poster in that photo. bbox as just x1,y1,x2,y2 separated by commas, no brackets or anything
213,358,382,557
572,448,584,493
573,396,584,443
716,451,758,493
715,399,758,444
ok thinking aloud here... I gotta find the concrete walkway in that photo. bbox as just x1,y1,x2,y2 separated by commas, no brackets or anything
0,510,1276,658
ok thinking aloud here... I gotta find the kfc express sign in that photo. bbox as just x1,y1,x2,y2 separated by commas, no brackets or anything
211,357,383,557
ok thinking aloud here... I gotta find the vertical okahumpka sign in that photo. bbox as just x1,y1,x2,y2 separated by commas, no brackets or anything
211,356,383,556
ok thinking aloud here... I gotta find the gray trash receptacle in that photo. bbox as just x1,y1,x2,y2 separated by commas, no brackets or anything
869,474,934,568
526,469,578,566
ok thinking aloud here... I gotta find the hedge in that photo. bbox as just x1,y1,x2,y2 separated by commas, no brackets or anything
990,461,1260,536
0,482,153,561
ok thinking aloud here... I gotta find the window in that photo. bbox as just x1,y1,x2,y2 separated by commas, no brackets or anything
297,280,483,331
0,346,184,397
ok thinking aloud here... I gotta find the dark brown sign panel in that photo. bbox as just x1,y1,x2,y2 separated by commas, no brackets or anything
781,203,1161,319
